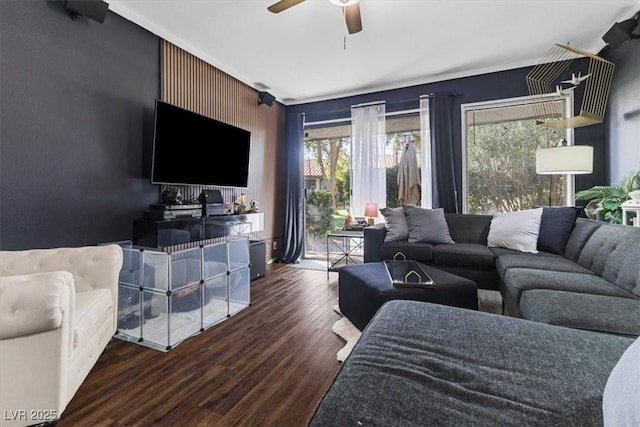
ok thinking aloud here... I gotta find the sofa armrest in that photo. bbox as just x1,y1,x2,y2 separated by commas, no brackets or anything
364,223,387,263
1,244,123,331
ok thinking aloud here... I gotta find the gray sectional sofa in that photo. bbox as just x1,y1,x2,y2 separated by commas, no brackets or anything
363,208,640,337
311,208,640,426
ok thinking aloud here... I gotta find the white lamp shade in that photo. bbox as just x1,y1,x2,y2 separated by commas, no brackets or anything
536,145,594,175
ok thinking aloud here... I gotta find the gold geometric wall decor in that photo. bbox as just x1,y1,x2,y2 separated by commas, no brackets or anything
526,43,615,129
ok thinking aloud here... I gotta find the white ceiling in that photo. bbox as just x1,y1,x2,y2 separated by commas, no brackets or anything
106,0,640,105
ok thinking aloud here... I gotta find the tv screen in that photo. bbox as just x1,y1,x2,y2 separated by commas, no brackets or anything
151,100,251,187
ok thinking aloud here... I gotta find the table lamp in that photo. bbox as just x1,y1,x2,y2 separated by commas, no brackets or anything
364,203,379,226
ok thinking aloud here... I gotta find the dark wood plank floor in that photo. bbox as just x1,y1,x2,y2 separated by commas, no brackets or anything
57,263,344,427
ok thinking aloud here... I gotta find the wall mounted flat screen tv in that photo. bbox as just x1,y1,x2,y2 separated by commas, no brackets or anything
151,99,251,188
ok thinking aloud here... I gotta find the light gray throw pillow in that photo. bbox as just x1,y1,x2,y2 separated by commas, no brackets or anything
380,206,409,242
402,206,454,244
602,336,640,426
487,208,543,253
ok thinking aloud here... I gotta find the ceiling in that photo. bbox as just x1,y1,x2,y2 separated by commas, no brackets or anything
106,0,640,106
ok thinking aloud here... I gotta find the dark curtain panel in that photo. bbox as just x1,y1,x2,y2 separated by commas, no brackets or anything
430,93,459,213
278,113,305,263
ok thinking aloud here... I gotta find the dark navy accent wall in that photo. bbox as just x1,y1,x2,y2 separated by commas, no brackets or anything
601,40,640,183
287,66,605,211
0,1,160,250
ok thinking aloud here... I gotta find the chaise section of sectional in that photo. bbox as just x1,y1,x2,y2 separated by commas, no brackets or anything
520,290,640,337
501,268,634,317
310,300,637,426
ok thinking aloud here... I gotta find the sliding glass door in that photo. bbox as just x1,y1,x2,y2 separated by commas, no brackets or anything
301,111,423,260
302,122,351,260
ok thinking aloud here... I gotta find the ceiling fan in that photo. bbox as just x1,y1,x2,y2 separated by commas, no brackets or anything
267,0,363,34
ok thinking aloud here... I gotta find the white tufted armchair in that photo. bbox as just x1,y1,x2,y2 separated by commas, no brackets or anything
0,244,123,427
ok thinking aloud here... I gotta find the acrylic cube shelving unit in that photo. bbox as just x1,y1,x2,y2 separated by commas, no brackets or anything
115,237,250,351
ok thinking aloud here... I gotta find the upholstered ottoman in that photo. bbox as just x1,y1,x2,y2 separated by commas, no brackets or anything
339,262,478,330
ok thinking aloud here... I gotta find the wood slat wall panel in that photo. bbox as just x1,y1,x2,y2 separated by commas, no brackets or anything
160,41,285,259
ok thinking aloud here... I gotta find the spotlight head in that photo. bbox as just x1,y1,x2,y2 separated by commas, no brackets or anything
603,17,639,49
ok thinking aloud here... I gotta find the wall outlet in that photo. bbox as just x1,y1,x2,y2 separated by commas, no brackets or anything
272,241,277,250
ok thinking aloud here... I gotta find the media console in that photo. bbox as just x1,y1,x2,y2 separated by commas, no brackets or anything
133,212,264,249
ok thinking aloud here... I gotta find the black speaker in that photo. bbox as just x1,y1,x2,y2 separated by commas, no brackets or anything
258,91,276,107
65,0,109,24
602,17,639,49
249,240,266,281
198,189,223,204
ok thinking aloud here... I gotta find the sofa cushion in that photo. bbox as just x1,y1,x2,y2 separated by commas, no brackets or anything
501,268,636,317
74,289,113,351
489,247,558,258
563,219,601,262
577,225,640,297
520,289,640,337
310,300,634,427
537,206,580,254
496,253,593,278
380,206,409,242
603,336,640,426
432,243,494,270
403,206,455,244
444,213,492,244
487,208,543,253
379,241,434,263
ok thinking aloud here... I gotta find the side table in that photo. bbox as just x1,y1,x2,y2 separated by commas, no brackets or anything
327,230,364,278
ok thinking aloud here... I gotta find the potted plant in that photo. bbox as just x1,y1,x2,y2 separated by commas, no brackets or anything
575,167,640,224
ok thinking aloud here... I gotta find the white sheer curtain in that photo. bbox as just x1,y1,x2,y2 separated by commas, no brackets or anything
350,102,386,221
420,96,433,208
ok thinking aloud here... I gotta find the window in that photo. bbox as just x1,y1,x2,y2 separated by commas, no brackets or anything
462,94,574,214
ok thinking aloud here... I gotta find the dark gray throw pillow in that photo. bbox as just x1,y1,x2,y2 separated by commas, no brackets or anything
380,206,409,242
403,205,455,244
537,206,580,254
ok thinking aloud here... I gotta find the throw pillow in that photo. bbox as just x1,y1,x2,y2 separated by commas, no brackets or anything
380,206,409,242
487,208,543,253
402,205,455,244
602,336,640,426
537,207,581,254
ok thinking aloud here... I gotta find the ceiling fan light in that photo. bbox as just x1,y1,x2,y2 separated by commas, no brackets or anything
328,0,360,7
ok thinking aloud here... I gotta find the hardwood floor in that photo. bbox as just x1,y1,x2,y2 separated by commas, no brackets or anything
58,264,344,427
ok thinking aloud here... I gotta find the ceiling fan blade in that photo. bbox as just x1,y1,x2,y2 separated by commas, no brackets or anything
344,3,362,34
268,0,305,13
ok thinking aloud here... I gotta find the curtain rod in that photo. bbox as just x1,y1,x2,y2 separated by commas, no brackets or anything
351,100,385,108
306,95,431,122
305,91,461,120
305,107,424,126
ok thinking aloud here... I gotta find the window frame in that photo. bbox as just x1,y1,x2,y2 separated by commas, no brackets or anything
460,93,575,213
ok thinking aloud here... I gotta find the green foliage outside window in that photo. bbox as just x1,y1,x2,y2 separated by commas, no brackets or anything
305,190,335,236
467,120,563,213
386,165,399,208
